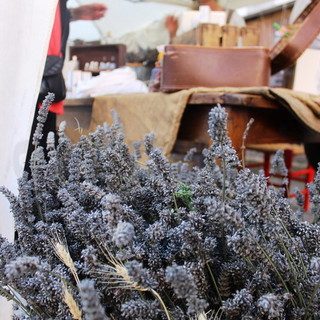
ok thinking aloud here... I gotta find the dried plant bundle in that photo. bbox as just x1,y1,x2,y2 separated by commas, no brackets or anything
0,95,319,319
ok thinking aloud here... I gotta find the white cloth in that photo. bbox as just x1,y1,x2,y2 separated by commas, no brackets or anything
0,0,57,316
75,67,149,97
228,9,246,27
115,19,171,53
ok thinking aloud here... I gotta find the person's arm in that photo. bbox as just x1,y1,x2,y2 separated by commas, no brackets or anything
165,15,179,41
69,3,107,21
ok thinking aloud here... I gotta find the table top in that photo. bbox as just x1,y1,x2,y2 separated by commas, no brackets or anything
61,90,320,151
65,92,280,110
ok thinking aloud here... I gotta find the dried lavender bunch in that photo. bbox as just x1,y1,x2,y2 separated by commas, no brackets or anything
1,101,320,319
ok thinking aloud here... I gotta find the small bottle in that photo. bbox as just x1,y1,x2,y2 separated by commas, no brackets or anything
71,55,79,70
63,55,79,95
99,56,108,70
109,56,116,70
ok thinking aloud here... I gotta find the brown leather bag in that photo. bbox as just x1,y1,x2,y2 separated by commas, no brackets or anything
161,45,270,91
270,0,320,74
161,0,320,92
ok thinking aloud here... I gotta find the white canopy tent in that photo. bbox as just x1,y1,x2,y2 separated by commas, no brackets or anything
0,0,58,317
70,0,193,40
68,0,294,43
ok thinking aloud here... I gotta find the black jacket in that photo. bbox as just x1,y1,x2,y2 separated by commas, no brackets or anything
60,0,70,58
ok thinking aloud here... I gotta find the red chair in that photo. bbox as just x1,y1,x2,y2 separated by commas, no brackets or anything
246,143,315,211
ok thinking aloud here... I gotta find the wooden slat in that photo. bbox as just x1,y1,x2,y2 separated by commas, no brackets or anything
241,26,260,46
221,25,239,47
188,92,280,109
247,143,304,154
65,94,280,110
196,23,221,47
64,97,94,107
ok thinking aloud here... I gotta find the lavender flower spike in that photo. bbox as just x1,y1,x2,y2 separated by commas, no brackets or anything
32,92,55,147
79,279,109,320
112,221,135,248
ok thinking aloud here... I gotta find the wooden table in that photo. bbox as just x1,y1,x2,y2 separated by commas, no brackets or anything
62,92,320,158
176,92,320,154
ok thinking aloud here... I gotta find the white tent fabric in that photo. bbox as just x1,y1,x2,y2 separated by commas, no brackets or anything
0,0,58,317
71,0,247,52
74,0,192,39
68,0,280,43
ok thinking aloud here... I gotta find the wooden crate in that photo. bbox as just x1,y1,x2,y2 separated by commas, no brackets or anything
196,24,260,47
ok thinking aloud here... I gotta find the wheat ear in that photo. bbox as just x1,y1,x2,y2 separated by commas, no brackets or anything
54,242,80,285
63,284,82,320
